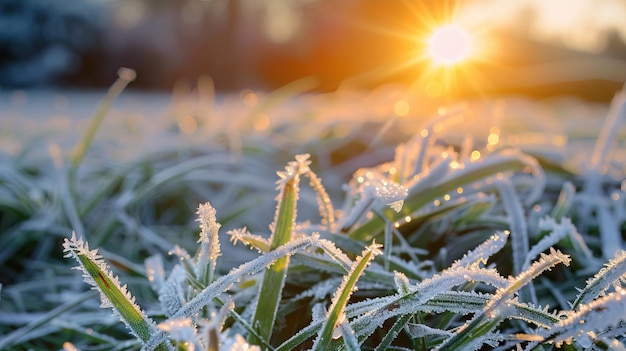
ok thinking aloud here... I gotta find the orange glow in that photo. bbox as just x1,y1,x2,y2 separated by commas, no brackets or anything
427,25,472,66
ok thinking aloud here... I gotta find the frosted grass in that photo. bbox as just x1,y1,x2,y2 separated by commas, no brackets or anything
1,82,626,350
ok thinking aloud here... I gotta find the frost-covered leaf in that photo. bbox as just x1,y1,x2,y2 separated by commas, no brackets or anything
496,180,528,277
251,154,310,346
313,241,382,351
227,227,270,253
173,234,320,319
62,233,168,349
451,231,509,269
573,250,626,309
341,170,408,231
195,202,221,285
159,265,187,317
530,289,626,349
404,323,452,338
525,216,593,270
437,249,570,351
305,168,336,232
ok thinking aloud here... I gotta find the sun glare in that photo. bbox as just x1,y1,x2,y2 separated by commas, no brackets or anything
427,24,472,66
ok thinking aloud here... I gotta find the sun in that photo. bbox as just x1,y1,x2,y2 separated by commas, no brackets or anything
427,24,472,66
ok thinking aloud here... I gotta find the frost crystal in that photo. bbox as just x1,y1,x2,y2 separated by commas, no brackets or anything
451,231,509,269
195,202,221,284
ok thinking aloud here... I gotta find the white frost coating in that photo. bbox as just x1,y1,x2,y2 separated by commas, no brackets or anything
270,153,310,238
598,204,623,260
524,217,592,270
349,268,509,339
393,271,411,294
159,265,187,317
580,86,626,259
573,250,626,308
341,173,408,230
495,180,528,277
405,323,453,338
413,267,508,304
312,242,382,350
305,169,336,232
157,318,196,343
451,231,509,269
489,249,570,311
534,289,626,349
173,234,320,319
227,227,270,253
339,318,360,351
195,202,221,284
62,232,160,342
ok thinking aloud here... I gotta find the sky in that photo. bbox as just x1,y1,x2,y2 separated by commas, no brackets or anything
459,0,626,53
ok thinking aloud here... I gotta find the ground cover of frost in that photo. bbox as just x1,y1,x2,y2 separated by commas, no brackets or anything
1,80,625,350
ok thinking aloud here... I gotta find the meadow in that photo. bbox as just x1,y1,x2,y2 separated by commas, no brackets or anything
1,73,625,350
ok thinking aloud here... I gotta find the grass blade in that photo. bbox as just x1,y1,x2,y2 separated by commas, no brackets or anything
70,68,135,171
250,155,310,347
312,241,382,350
62,232,169,350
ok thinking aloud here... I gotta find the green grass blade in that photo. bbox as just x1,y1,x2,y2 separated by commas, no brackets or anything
250,178,296,346
250,155,310,347
313,241,382,351
71,68,135,171
62,233,169,350
572,250,626,309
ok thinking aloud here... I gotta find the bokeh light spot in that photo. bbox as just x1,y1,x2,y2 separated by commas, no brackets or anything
394,100,410,116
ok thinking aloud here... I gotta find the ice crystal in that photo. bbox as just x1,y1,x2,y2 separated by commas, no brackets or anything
227,227,270,253
159,265,187,317
451,230,509,269
195,202,221,285
573,250,626,308
490,249,570,311
524,217,592,270
305,168,336,231
532,289,626,349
